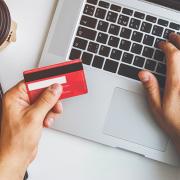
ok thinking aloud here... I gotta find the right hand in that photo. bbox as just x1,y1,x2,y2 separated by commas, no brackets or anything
138,33,180,153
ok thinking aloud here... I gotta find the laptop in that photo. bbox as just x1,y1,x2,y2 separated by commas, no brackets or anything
39,0,180,166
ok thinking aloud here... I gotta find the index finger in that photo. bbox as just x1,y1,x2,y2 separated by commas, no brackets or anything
159,41,177,59
5,81,28,98
159,41,180,76
159,41,180,83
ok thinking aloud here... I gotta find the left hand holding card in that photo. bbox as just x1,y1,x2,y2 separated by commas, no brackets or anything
23,59,88,104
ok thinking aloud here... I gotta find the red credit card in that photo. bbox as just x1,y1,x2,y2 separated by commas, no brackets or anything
23,59,88,104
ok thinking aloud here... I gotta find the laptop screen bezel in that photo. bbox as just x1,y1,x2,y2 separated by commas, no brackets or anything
145,0,180,11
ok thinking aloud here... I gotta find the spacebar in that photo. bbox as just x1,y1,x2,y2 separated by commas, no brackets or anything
118,63,141,81
118,63,166,88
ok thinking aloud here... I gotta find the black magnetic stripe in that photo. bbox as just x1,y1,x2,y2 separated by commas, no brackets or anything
24,62,83,82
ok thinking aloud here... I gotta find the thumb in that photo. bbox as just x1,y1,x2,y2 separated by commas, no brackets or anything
138,71,162,115
30,84,62,119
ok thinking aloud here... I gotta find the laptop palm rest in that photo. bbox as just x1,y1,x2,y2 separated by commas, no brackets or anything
103,87,169,151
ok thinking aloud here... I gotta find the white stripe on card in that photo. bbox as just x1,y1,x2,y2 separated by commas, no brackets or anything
28,76,67,91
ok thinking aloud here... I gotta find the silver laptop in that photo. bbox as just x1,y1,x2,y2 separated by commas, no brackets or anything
39,0,180,166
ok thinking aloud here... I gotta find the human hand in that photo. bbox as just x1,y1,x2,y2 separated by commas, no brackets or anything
0,82,63,180
139,33,180,153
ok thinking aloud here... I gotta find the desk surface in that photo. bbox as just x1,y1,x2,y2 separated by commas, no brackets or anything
1,0,180,179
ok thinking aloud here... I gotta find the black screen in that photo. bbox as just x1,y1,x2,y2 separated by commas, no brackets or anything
146,0,180,11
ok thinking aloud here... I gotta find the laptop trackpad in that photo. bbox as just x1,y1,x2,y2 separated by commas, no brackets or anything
103,88,169,151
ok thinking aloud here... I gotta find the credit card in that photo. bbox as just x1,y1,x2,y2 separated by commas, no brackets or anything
23,59,88,104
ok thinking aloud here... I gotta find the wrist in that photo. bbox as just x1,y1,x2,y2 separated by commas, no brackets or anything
0,153,28,180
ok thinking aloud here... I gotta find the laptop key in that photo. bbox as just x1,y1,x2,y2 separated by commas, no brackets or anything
154,38,165,48
83,4,95,16
131,31,143,43
118,15,129,26
146,15,157,23
131,43,143,55
154,50,165,62
108,36,120,47
129,18,141,30
118,63,141,81
87,0,98,5
158,19,169,27
81,52,93,65
141,22,152,33
122,8,133,16
142,46,154,58
97,32,108,44
92,55,105,69
80,15,97,28
119,39,131,51
104,59,119,73
97,20,109,32
69,49,81,60
122,52,134,64
99,45,111,57
153,73,165,88
169,22,180,30
98,1,110,8
106,11,118,23
145,59,156,71
110,4,121,12
156,63,166,75
73,37,88,50
87,42,99,53
110,49,122,60
133,56,145,68
152,25,164,37
163,29,175,39
143,34,154,46
120,27,132,39
108,24,120,35
95,8,107,19
134,11,145,19
77,26,97,41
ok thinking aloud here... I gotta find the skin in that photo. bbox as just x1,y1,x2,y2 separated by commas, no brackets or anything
0,83,63,179
138,33,180,153
0,33,180,179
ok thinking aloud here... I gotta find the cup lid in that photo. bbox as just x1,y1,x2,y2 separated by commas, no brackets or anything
0,0,11,46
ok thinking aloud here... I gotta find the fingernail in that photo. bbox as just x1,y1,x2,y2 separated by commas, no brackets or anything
48,118,54,127
50,84,62,96
158,41,165,48
169,32,176,39
58,100,63,113
139,74,149,83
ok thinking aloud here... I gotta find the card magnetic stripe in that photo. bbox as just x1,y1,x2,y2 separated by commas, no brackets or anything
24,62,83,82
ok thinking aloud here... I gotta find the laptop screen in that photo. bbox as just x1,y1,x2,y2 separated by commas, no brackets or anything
146,0,180,11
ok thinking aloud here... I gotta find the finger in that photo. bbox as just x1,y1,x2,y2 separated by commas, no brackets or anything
169,33,180,49
159,40,177,59
52,100,63,114
138,71,162,116
159,41,180,82
43,111,60,128
6,80,27,96
4,81,30,104
30,84,62,119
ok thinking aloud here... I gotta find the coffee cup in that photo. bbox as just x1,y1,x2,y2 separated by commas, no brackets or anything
0,0,17,51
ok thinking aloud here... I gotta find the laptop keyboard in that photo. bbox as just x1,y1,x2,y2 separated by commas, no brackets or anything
69,0,180,88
